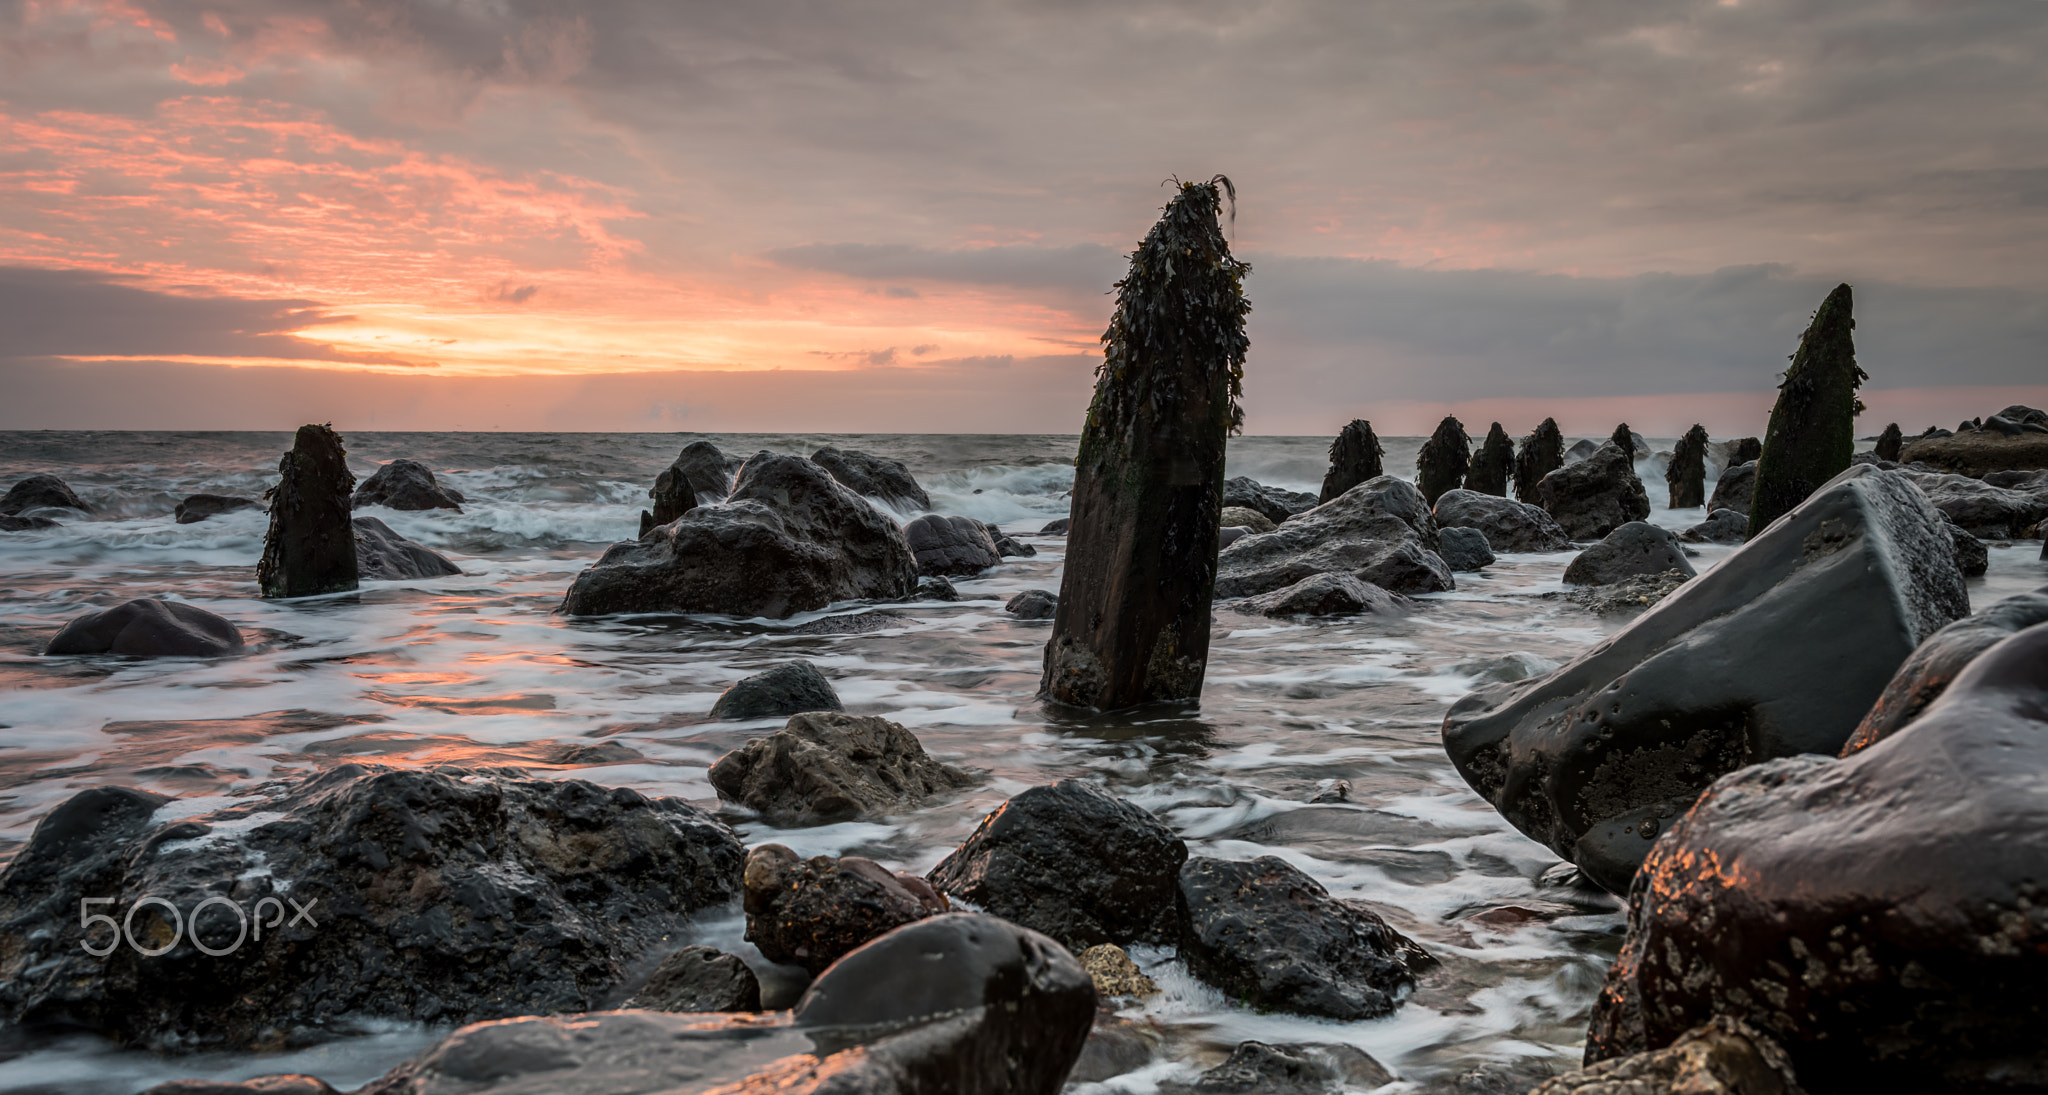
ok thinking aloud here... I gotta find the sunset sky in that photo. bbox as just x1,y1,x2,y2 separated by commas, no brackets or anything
3,0,2044,434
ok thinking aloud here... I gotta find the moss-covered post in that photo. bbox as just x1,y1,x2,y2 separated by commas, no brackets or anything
1466,422,1514,496
1666,424,1708,508
1748,283,1864,540
1416,416,1470,506
1514,418,1564,504
257,423,359,598
1319,419,1384,504
1875,422,1903,462
1042,178,1249,710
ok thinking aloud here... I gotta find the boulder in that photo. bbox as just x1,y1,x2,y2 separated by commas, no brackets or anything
0,513,60,531
623,945,761,1012
1038,516,1071,535
353,516,462,580
1999,403,2048,426
1562,522,1696,586
1948,520,1987,577
0,765,745,1052
1006,588,1058,619
144,1080,338,1095
1433,489,1573,552
1042,180,1245,710
257,424,358,598
1874,422,1904,462
1564,571,1693,617
1235,572,1413,617
742,844,949,975
1224,476,1320,525
1079,944,1158,1000
174,494,261,523
1839,587,2048,755
710,661,843,720
640,440,739,536
928,779,1187,951
1707,460,1757,517
1584,623,2048,1091
43,598,244,657
1983,468,2048,491
1535,1017,1801,1095
1443,465,1968,893
1176,856,1433,1021
1165,1040,1395,1095
1678,508,1748,545
561,452,917,619
1666,424,1708,508
904,514,1002,577
1904,470,2048,537
708,711,973,825
1514,417,1566,504
810,446,930,510
1218,505,1276,532
1749,284,1862,538
1536,442,1650,540
1437,526,1495,571
1466,422,1515,497
1318,419,1385,504
993,533,1035,557
0,473,94,515
914,575,959,601
350,459,464,512
1416,415,1471,505
1708,437,1762,473
1215,477,1452,598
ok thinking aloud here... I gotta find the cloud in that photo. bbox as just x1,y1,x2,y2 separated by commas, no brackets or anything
491,282,540,304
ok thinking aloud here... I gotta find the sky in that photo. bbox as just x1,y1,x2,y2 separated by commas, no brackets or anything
2,0,2044,435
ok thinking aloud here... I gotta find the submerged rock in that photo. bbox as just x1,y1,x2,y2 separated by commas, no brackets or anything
1043,179,1247,709
1904,470,2048,537
1840,587,2048,755
1585,623,2048,1091
708,711,973,825
1466,422,1515,498
0,765,745,1052
1437,526,1495,571
624,945,761,1013
353,516,462,580
1536,442,1650,540
709,661,844,720
1875,421,1904,462
1564,571,1693,617
1749,283,1863,538
1443,465,1968,893
1677,508,1748,544
1514,418,1566,504
1006,588,1058,619
1562,522,1695,586
0,513,60,531
1319,419,1385,504
809,446,930,510
43,598,244,657
904,513,1002,577
1416,415,1471,506
562,452,917,619
1167,1040,1395,1095
742,844,949,975
1539,1017,1801,1095
928,779,1187,950
1666,424,1708,508
350,459,464,512
1433,488,1573,553
1707,460,1757,517
1224,476,1319,525
257,424,359,598
0,473,94,515
174,494,261,524
1215,477,1452,598
1235,572,1412,617
641,440,739,536
1176,856,1433,1021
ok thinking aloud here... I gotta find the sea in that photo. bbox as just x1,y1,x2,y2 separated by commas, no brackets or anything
0,430,2040,1094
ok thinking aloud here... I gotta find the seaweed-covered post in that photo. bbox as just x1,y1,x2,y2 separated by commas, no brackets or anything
257,423,359,597
1416,416,1470,505
1319,419,1384,503
1041,177,1250,710
1666,424,1708,507
1466,422,1514,496
1514,417,1564,503
1610,422,1637,457
1875,422,1903,462
1749,283,1865,539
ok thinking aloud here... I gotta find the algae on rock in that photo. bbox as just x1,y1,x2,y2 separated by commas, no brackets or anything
1749,283,1865,539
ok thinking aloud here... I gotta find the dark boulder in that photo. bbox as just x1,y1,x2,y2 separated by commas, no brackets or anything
43,598,244,657
350,459,464,512
624,945,761,1012
1839,587,2048,755
1666,424,1708,508
1536,1017,1801,1095
1165,1040,1395,1095
1235,573,1413,617
928,779,1187,951
1215,477,1452,598
640,440,739,536
1416,415,1471,505
1875,422,1904,462
1947,521,1987,577
0,473,94,515
1318,419,1385,504
810,446,931,510
904,514,1002,577
1438,526,1494,571
1749,283,1864,539
709,661,843,720
1443,465,1968,893
915,574,960,601
1982,414,2024,436
0,513,60,531
0,765,745,1052
257,424,358,598
1465,422,1516,497
1176,856,1433,1021
1565,438,1600,463
174,494,260,523
1433,488,1573,552
1677,508,1748,545
1585,623,2048,1092
1536,442,1650,540
1900,429,2048,478
993,533,1035,557
353,516,462,580
1707,460,1757,517
562,452,917,619
1709,436,1762,473
742,844,949,975
708,711,973,825
1514,417,1566,504
1904,470,2048,537
1224,476,1320,525
1562,522,1696,586
1006,588,1058,619
2000,403,2048,426
1039,516,1071,535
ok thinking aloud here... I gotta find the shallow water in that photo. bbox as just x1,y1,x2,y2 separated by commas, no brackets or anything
0,430,2039,1094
